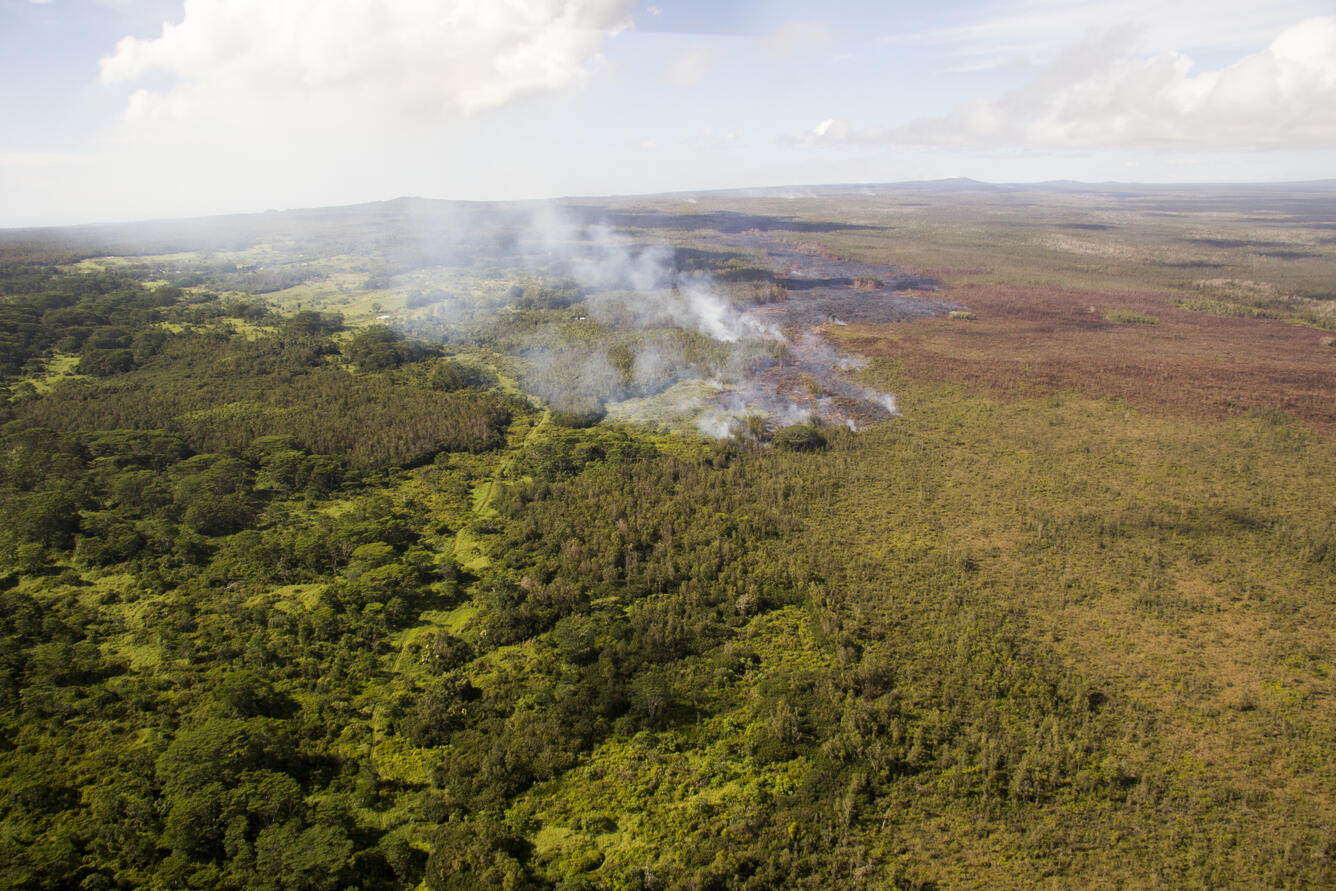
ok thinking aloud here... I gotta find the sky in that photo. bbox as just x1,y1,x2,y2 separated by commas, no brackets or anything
2,0,1335,227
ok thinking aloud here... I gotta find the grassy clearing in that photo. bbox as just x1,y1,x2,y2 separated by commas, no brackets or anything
23,352,83,393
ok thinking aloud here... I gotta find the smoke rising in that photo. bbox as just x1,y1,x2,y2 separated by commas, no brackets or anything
525,207,783,344
393,201,943,438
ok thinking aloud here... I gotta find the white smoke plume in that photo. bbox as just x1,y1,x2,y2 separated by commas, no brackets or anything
523,206,782,344
396,200,906,439
695,410,738,440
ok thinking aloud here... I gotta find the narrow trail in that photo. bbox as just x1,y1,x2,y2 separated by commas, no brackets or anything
384,408,551,671
449,409,550,573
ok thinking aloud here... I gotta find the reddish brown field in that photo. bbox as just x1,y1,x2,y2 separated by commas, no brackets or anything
842,282,1336,436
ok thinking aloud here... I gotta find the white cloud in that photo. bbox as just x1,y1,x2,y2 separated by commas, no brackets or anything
6,0,634,225
809,17,1336,150
100,0,633,123
661,47,712,88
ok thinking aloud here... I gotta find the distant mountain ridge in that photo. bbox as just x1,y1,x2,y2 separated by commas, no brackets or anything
4,178,1336,252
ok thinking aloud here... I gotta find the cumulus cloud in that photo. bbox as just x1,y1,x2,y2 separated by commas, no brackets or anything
806,17,1336,149
99,0,633,123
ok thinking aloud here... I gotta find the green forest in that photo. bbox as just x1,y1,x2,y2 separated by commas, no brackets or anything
2,188,1335,889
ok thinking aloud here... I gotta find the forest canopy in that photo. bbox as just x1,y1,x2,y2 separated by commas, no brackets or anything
3,188,1335,888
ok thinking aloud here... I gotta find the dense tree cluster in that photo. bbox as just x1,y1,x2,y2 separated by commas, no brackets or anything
15,328,514,471
0,267,176,378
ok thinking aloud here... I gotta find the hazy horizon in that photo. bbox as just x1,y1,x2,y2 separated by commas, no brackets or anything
3,0,1334,228
6,175,1336,234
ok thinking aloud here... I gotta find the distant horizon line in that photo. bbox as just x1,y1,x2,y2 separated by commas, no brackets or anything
5,176,1336,234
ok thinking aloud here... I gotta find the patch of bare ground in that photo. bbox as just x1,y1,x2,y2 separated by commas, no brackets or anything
842,282,1336,436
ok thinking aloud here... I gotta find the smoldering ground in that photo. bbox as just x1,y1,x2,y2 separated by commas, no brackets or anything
388,201,951,437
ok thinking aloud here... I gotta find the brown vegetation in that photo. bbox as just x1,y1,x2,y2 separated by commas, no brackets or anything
841,282,1336,436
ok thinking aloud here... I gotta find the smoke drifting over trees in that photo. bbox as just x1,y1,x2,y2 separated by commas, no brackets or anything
390,202,946,436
